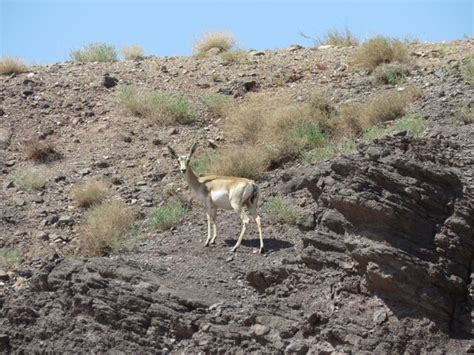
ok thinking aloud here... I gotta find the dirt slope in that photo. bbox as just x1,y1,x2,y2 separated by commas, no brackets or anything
0,39,473,353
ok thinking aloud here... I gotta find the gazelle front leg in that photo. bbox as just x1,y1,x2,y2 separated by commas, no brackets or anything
231,209,250,252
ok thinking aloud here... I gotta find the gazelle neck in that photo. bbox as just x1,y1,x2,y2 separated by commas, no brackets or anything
184,167,202,192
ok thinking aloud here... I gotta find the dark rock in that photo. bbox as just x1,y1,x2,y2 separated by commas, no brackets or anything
0,107,4,116
22,90,34,97
117,132,132,143
0,270,8,281
373,309,388,325
285,340,308,354
246,267,290,293
103,75,118,88
296,211,315,231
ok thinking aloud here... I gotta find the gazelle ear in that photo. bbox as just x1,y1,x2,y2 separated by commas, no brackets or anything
167,146,178,159
189,142,198,158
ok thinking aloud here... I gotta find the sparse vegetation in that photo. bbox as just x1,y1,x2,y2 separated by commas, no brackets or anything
78,200,135,256
149,202,187,231
353,36,409,71
452,104,474,124
373,63,410,85
70,43,117,62
303,140,356,164
193,31,236,55
23,139,60,162
360,89,415,126
220,50,247,64
202,93,232,117
394,113,426,134
321,29,359,47
0,57,28,75
118,86,195,125
461,56,474,84
191,152,213,175
12,167,47,191
122,45,144,60
71,180,110,208
362,125,387,141
265,196,297,224
0,248,22,271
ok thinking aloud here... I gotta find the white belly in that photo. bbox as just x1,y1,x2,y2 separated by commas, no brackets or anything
210,190,233,210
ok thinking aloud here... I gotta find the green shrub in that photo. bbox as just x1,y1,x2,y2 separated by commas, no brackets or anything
78,200,135,256
265,196,297,224
353,36,409,71
70,43,117,62
362,125,387,141
0,248,22,271
461,56,474,84
12,167,47,191
118,86,195,125
373,63,410,85
149,202,187,231
193,32,236,54
289,121,326,148
394,114,426,134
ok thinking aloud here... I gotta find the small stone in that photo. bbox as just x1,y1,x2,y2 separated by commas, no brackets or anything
5,160,15,167
251,324,270,337
117,133,132,143
373,309,388,325
0,270,9,281
167,127,178,135
12,197,26,207
226,256,233,263
285,340,309,355
288,44,303,51
57,215,73,226
22,90,34,97
208,139,218,149
37,231,49,241
78,168,90,176
54,175,66,182
317,44,335,50
95,161,110,169
249,50,265,57
32,196,44,204
103,75,118,88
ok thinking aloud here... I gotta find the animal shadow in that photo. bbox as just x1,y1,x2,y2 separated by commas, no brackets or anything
223,238,294,253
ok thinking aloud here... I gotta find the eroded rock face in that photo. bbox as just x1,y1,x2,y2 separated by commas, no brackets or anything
285,135,473,332
0,258,209,353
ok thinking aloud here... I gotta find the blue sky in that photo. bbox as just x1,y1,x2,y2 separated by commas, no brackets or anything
1,0,472,64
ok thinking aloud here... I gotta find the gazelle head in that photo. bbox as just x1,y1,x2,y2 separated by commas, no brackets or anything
167,142,198,174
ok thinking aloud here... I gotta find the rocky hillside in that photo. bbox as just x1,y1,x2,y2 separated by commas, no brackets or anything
0,39,473,353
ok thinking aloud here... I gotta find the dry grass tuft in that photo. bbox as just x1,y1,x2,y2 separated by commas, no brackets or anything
0,57,28,75
71,180,110,208
23,139,60,162
0,248,23,271
118,86,195,125
220,50,247,64
353,36,409,72
321,29,359,47
122,45,144,60
193,31,236,54
78,200,135,256
12,167,47,191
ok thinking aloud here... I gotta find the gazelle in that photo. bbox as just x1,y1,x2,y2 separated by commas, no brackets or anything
167,143,264,254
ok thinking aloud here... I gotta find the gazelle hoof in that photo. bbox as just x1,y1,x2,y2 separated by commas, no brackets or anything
204,243,209,247
231,247,237,253
259,247,265,254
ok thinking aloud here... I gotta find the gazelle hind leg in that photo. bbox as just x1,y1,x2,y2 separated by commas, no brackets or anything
204,213,212,247
231,209,250,252
249,204,264,254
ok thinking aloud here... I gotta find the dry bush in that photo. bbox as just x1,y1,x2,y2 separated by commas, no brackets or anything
0,57,28,75
321,29,359,47
122,45,144,60
78,200,135,256
193,31,236,54
361,89,415,126
23,139,60,162
71,180,110,208
12,167,47,191
207,145,269,178
353,36,409,72
452,104,474,124
118,86,195,125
